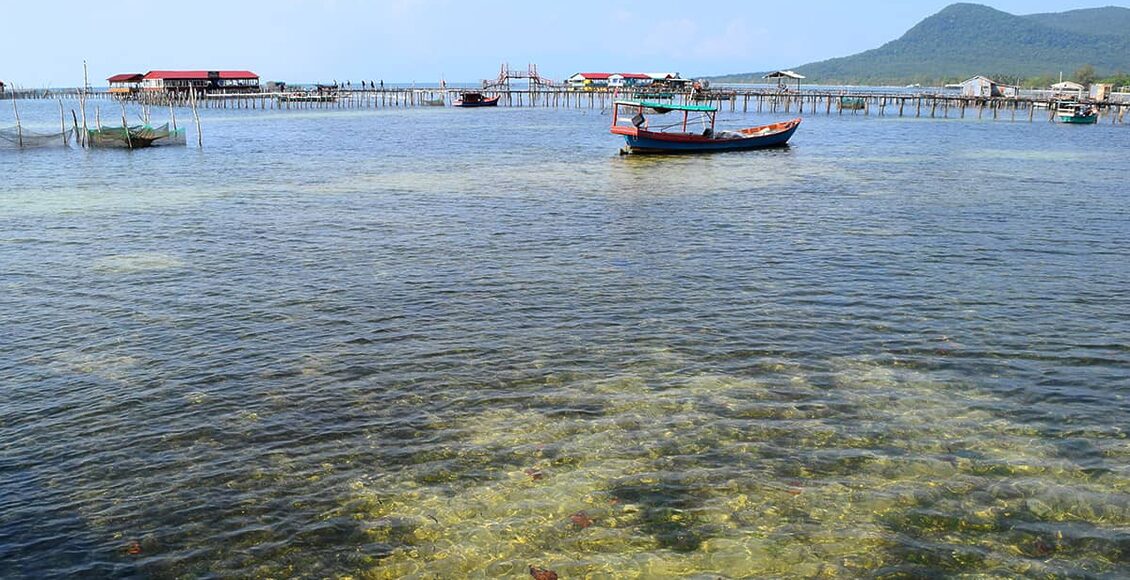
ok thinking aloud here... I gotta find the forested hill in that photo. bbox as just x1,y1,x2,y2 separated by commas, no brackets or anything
710,3,1130,85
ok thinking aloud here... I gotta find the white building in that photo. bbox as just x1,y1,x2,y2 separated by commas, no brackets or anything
961,76,1016,98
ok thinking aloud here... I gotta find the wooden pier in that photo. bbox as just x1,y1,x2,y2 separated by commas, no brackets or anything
150,87,1130,124
5,87,1128,124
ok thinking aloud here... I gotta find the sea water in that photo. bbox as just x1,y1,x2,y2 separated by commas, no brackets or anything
1,99,1128,577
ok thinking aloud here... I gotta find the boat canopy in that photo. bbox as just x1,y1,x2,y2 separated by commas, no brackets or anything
763,70,806,80
616,100,718,113
1051,81,1085,91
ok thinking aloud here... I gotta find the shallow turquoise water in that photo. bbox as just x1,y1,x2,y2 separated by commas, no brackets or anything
2,99,1129,578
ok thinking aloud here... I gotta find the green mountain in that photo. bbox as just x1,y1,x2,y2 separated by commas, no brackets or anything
1025,6,1130,37
712,3,1130,85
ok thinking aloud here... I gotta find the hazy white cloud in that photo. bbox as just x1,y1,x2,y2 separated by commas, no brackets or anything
692,19,760,59
3,0,1120,85
627,18,701,59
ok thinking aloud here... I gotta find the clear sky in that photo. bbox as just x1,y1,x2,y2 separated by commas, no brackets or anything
4,0,1127,87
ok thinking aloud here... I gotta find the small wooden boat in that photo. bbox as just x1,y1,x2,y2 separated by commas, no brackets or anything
611,100,800,154
453,92,499,107
1055,100,1098,124
86,123,185,149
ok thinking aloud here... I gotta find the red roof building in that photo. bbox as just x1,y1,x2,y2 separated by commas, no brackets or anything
566,72,684,89
139,70,260,93
107,73,143,94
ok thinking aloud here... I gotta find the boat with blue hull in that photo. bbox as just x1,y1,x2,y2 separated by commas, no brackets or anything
611,100,800,154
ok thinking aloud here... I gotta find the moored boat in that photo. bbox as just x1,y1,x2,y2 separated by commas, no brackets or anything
453,92,499,107
610,100,800,154
1055,100,1098,124
86,123,186,149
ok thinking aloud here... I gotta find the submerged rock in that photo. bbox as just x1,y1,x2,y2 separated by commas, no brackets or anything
529,565,558,580
569,511,594,529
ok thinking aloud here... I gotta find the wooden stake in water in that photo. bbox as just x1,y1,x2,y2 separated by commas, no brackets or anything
12,98,23,148
59,100,68,146
81,60,90,148
120,101,133,150
189,89,202,148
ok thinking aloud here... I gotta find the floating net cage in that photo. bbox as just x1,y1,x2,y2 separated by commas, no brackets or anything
0,126,73,149
86,123,187,149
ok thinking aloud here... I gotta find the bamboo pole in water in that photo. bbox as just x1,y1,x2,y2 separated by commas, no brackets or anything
120,101,133,150
190,88,202,148
12,98,23,148
59,100,68,146
81,60,90,148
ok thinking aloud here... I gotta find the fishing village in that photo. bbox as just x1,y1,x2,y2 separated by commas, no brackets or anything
5,64,1130,115
2,62,1128,152
5,2,1130,579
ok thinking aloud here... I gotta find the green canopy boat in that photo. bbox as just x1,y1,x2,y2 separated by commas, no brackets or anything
1055,101,1098,124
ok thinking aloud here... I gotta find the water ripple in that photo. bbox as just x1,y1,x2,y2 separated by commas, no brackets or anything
2,102,1129,577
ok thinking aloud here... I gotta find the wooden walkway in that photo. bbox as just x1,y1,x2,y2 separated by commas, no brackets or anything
5,87,1128,124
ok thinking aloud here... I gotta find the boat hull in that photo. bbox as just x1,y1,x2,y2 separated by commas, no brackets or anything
617,118,800,154
86,124,185,149
453,97,499,108
1054,101,1098,124
1057,114,1098,124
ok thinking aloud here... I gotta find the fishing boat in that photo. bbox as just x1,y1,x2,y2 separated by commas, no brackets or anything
453,92,499,107
86,124,185,148
1054,100,1098,124
610,100,800,154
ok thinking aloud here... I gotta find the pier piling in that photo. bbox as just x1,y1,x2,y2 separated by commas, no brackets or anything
9,85,1126,126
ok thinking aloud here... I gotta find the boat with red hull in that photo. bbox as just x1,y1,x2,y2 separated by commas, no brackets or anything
611,100,800,154
453,92,500,107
